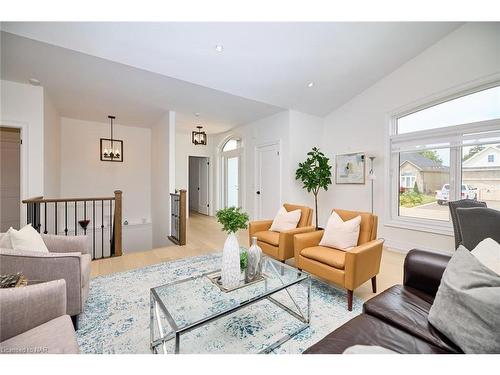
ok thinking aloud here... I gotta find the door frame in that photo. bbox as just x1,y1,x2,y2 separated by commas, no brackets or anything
0,121,29,227
254,140,282,220
186,155,212,218
218,135,244,210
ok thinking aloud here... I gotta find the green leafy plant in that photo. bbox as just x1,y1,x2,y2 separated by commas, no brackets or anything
215,206,250,234
399,191,423,207
295,147,332,229
240,250,248,270
413,181,420,194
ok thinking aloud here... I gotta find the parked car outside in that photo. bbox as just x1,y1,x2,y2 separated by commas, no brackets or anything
435,184,478,205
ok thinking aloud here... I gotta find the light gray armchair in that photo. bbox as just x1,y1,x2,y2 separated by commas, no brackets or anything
0,279,79,354
0,233,91,328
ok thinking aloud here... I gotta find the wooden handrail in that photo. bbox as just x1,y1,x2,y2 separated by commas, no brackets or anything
113,190,122,256
23,196,115,204
22,190,123,259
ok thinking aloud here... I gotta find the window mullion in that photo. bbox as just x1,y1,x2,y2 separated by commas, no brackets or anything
450,147,461,202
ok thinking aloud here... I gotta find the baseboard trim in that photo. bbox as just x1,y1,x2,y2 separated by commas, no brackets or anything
383,238,453,256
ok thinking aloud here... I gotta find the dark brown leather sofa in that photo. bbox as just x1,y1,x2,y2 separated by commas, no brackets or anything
305,249,464,354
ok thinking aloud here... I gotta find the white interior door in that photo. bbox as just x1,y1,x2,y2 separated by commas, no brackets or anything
0,127,21,231
198,157,209,215
225,156,240,207
256,142,281,219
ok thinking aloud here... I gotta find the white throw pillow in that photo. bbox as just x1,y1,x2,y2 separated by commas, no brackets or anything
0,228,14,249
319,211,361,250
468,238,500,275
270,207,302,232
9,224,49,253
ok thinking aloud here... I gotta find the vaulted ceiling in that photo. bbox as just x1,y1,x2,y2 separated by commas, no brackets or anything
1,22,462,132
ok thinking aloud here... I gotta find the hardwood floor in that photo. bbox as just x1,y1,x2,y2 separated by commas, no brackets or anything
91,212,405,302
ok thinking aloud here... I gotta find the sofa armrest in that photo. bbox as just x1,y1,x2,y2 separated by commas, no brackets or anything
0,279,67,342
0,251,83,316
344,239,384,290
293,230,324,262
42,234,90,255
248,220,273,240
403,249,450,297
279,226,316,259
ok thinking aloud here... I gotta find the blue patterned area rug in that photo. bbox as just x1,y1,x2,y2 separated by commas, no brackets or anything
76,253,362,354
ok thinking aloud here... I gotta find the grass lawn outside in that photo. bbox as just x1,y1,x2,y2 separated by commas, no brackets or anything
399,193,436,208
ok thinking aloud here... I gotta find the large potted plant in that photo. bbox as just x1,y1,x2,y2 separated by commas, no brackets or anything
295,147,332,229
215,207,250,289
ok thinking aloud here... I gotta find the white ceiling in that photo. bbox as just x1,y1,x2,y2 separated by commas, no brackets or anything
1,22,462,132
1,31,282,132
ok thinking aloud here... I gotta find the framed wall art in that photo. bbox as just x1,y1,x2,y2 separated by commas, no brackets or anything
335,152,365,184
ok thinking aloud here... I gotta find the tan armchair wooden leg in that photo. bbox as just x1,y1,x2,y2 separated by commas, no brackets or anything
371,276,377,293
347,290,353,311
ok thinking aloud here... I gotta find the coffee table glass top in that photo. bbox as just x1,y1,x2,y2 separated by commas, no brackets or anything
151,256,308,331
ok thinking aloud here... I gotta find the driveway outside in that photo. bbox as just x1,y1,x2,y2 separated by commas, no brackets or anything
400,200,500,221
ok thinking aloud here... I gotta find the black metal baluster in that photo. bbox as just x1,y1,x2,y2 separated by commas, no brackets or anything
92,200,96,260
64,201,68,236
74,201,77,235
101,200,104,258
26,204,31,226
44,202,48,234
55,202,58,235
83,201,87,235
36,203,40,231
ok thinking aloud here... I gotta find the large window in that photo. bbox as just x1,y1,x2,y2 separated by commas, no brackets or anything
389,83,500,232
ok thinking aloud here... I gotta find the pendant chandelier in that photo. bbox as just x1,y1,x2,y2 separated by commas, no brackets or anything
192,125,207,145
100,115,124,162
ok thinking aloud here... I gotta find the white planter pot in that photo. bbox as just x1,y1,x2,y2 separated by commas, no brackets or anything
221,232,241,289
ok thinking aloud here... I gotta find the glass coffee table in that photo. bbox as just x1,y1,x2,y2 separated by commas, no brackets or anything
150,256,311,354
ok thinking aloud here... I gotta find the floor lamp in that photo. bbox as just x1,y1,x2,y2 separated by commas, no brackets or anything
368,156,376,214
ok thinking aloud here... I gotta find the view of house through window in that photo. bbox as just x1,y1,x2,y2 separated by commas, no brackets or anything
393,83,500,225
398,149,450,221
462,143,500,211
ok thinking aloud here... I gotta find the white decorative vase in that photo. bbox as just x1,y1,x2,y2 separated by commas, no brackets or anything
221,232,241,289
245,236,263,283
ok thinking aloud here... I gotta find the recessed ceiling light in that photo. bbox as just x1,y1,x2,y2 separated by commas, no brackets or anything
194,112,200,117
29,78,41,86
215,45,224,52
307,82,314,88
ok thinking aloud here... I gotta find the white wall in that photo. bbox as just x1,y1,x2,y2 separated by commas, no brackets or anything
211,110,324,221
321,22,500,253
60,117,152,252
151,112,175,248
287,110,324,224
0,80,44,200
43,90,61,197
213,111,290,219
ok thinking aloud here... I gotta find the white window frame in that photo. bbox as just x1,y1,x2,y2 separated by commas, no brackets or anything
400,173,416,189
386,79,500,236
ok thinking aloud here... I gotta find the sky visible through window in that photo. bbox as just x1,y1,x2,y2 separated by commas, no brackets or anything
397,85,500,165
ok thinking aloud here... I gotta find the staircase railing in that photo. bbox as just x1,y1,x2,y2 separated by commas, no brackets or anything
169,189,186,245
22,190,122,260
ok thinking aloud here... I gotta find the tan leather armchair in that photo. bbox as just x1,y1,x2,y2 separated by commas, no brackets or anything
294,209,384,311
249,203,315,262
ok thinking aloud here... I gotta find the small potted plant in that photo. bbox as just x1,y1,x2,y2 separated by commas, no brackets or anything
216,207,250,289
